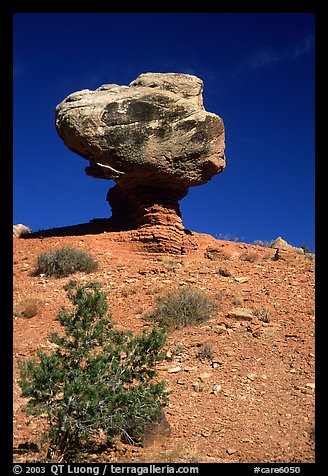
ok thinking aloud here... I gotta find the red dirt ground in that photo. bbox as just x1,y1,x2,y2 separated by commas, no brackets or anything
13,230,315,463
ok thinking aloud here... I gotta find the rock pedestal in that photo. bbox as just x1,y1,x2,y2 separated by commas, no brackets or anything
55,72,226,253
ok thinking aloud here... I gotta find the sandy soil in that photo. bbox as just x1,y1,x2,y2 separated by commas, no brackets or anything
13,230,315,463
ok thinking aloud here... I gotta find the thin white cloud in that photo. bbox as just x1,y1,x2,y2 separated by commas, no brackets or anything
289,33,314,59
247,33,314,71
248,47,279,69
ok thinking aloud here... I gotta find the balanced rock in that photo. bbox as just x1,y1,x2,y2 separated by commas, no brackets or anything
56,73,226,252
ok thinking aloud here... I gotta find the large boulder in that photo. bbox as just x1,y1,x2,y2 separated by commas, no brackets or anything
55,73,226,252
271,237,305,254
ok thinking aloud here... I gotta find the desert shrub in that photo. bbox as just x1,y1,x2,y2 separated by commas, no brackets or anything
232,295,243,306
253,307,271,323
240,251,258,262
18,283,168,461
157,256,182,272
218,267,232,277
165,343,185,360
304,252,315,262
14,298,39,319
34,247,98,278
253,240,274,248
215,289,226,306
301,244,310,254
147,286,215,330
196,344,214,362
216,233,243,242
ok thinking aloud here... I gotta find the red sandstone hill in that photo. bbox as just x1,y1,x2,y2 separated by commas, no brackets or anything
13,230,315,463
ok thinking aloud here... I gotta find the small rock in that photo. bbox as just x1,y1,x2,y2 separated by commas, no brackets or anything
211,384,222,394
211,361,223,368
201,428,211,437
227,307,254,321
183,366,196,372
13,224,32,237
247,373,256,381
167,366,181,373
198,372,212,382
234,277,250,283
226,448,237,455
191,382,204,392
216,325,229,335
226,350,236,357
305,383,315,390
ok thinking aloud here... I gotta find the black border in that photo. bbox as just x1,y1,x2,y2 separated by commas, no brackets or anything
4,2,321,474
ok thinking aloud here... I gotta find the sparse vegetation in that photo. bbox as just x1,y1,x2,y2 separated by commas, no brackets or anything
166,343,185,360
14,298,39,319
216,233,243,242
147,286,215,330
253,307,271,323
232,295,243,306
301,244,310,254
120,284,138,298
304,252,315,262
218,267,232,277
18,283,168,461
240,251,258,262
215,288,226,306
157,256,182,272
33,247,99,278
253,239,274,248
196,344,214,362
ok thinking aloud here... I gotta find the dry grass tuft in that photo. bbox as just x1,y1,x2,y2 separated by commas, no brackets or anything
14,298,39,319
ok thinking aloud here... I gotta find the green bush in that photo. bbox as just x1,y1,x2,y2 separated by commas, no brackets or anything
301,244,310,254
147,286,215,330
18,283,168,461
34,247,99,278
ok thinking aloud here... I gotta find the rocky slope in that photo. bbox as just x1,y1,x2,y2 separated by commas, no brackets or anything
13,231,315,463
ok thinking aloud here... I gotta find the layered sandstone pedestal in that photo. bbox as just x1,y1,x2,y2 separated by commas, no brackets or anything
55,73,226,253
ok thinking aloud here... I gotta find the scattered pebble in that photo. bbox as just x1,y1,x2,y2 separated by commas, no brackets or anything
226,448,237,455
167,366,181,373
211,384,222,395
198,372,212,381
247,373,256,381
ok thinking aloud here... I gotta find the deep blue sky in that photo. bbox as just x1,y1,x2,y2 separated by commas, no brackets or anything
13,13,315,251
